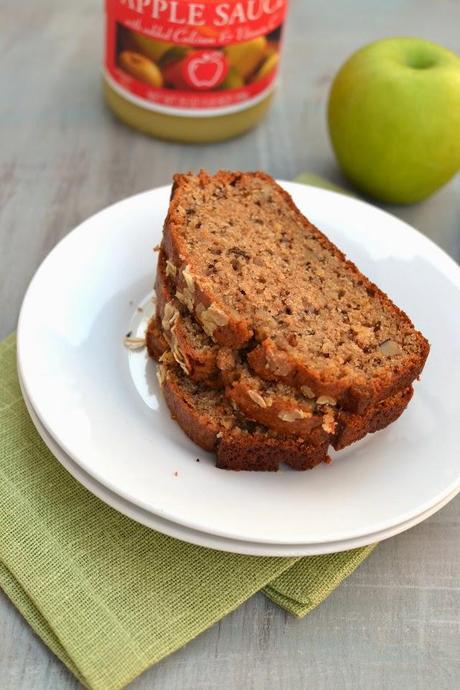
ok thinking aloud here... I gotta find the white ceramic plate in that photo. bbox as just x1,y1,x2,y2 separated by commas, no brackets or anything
17,182,460,545
20,372,459,557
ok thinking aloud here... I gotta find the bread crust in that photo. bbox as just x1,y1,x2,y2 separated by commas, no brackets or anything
145,317,168,360
147,321,413,467
159,361,330,471
216,435,328,472
247,339,422,414
155,250,221,385
163,173,256,348
154,256,413,438
225,376,324,436
335,386,413,450
163,170,429,412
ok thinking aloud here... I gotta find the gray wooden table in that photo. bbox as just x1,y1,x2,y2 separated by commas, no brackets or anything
1,1,459,688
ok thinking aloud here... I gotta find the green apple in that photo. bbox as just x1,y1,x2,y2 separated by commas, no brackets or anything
327,38,460,203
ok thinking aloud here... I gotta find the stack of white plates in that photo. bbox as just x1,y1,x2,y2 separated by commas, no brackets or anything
17,183,460,556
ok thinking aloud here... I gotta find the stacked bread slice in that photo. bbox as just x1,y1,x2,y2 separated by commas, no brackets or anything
147,171,429,471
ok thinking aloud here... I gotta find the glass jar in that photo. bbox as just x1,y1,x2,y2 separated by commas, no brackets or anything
103,1,288,143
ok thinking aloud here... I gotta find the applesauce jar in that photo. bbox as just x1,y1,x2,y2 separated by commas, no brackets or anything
103,0,288,143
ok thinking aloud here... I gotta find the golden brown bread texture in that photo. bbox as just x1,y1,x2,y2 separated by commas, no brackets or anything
156,252,334,434
224,361,328,436
146,319,414,466
156,357,330,471
155,250,221,385
162,170,429,413
147,169,423,470
333,386,413,451
156,257,342,436
155,250,412,440
225,358,413,448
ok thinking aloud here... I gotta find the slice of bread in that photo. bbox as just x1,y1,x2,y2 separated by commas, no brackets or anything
155,249,413,440
147,316,413,458
163,170,429,412
156,255,341,435
224,357,413,445
156,356,330,471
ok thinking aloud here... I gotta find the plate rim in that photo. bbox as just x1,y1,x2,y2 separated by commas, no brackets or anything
17,181,460,545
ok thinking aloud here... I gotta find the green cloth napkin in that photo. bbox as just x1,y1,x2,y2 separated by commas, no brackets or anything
0,174,375,690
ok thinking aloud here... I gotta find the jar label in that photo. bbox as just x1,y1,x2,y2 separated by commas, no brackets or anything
104,0,287,116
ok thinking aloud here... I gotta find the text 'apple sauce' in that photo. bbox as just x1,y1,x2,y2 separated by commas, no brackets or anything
103,0,288,142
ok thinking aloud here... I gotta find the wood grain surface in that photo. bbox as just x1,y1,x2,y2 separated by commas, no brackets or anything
1,1,459,688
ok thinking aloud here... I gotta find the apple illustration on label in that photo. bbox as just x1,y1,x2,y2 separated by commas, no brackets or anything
184,51,229,91
328,38,460,203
